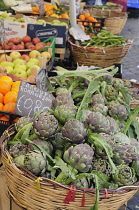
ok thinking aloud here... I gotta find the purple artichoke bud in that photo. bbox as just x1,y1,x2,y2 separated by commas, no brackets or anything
9,143,29,158
113,143,136,165
72,177,91,190
54,103,77,124
109,104,128,120
52,93,74,109
100,71,113,84
55,87,70,96
63,143,94,172
24,150,47,176
92,103,108,116
112,78,125,88
105,86,118,101
33,113,58,139
92,158,112,176
15,116,33,132
112,164,137,187
62,119,87,143
91,94,106,105
82,110,93,122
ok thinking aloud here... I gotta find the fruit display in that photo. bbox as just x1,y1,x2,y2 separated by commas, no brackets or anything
37,18,69,29
6,67,139,209
0,35,52,51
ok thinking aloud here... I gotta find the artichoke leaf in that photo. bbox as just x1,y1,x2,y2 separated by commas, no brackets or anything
131,120,139,141
127,126,136,139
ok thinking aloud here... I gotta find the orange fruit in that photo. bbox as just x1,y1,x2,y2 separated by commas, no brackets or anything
0,115,9,123
87,16,97,22
0,81,11,95
11,81,21,93
4,91,17,104
79,14,85,21
13,117,19,122
0,93,4,104
46,10,53,16
85,13,90,20
61,13,69,18
0,103,4,117
0,76,13,85
3,102,16,114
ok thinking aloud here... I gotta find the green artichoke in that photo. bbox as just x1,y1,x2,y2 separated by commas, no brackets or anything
92,158,112,176
72,177,91,190
113,132,131,144
55,87,70,96
130,138,139,155
52,93,74,109
29,139,53,155
109,104,128,120
91,94,106,105
62,119,87,143
112,164,137,186
33,113,58,139
54,103,77,124
15,116,33,132
92,103,108,116
107,101,120,109
112,78,125,88
9,143,29,158
14,155,25,167
24,150,47,176
86,112,118,135
113,143,136,165
63,143,94,172
105,86,118,101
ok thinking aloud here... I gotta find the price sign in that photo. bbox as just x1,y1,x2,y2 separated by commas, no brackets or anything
36,68,48,91
0,20,5,45
15,82,54,117
37,0,45,17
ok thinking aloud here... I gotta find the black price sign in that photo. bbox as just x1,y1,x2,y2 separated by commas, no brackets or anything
37,0,45,17
0,20,5,45
36,68,47,91
15,82,54,117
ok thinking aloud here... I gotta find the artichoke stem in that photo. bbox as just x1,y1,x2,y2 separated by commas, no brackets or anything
28,133,38,141
55,171,68,183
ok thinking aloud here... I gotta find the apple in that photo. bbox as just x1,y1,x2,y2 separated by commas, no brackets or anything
25,42,33,48
14,64,26,71
8,38,14,43
40,51,51,59
5,66,13,74
20,54,30,62
17,44,25,50
26,44,35,50
11,45,20,50
27,65,40,76
2,45,11,50
13,58,26,66
34,42,45,50
29,50,41,58
32,37,41,45
0,54,13,62
13,37,22,45
26,61,34,70
0,61,14,68
22,35,31,43
10,51,21,60
14,69,27,78
29,58,39,65
8,42,15,49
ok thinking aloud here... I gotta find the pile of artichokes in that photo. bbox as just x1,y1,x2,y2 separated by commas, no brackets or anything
7,66,139,207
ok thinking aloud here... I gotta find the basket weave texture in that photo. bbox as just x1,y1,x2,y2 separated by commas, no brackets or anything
1,125,139,210
69,39,132,68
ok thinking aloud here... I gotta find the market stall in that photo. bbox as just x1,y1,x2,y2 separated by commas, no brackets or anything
0,0,139,210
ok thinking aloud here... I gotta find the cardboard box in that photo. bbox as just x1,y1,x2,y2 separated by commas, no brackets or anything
27,22,68,48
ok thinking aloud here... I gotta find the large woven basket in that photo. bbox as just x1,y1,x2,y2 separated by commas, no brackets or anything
69,39,132,67
1,125,139,210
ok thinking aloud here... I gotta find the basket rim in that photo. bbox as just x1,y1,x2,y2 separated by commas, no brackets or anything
1,124,139,197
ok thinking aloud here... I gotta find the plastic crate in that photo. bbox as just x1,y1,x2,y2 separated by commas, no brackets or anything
127,0,139,8
38,37,56,62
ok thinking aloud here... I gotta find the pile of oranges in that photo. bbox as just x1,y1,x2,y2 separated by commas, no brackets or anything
0,76,21,123
77,13,101,27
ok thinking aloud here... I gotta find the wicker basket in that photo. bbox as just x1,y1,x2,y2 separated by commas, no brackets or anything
1,125,139,210
69,39,132,68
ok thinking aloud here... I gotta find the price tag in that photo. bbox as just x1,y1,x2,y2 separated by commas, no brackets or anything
0,20,6,45
36,68,48,91
37,0,45,17
15,82,54,117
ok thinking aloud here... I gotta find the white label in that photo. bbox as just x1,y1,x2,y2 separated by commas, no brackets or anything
55,37,63,45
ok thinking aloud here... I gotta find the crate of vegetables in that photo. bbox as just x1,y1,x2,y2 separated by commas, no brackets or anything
69,30,132,68
1,68,139,210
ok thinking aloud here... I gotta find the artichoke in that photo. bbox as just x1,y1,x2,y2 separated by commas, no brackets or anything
24,150,47,176
62,119,87,144
9,143,29,158
92,158,112,176
86,112,118,135
55,87,70,96
91,94,106,105
54,103,77,124
107,101,120,109
112,78,125,88
15,116,33,132
124,80,132,88
72,177,91,190
129,87,139,100
132,155,139,176
113,132,131,144
92,103,108,116
14,155,25,167
100,71,113,84
52,93,74,109
109,104,128,120
29,139,53,155
113,143,136,165
33,113,58,139
112,164,137,186
63,143,94,172
105,86,118,101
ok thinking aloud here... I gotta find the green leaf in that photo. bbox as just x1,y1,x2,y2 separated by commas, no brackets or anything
127,126,136,139
131,119,139,141
124,106,139,134
12,123,33,142
20,123,33,144
90,175,99,210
